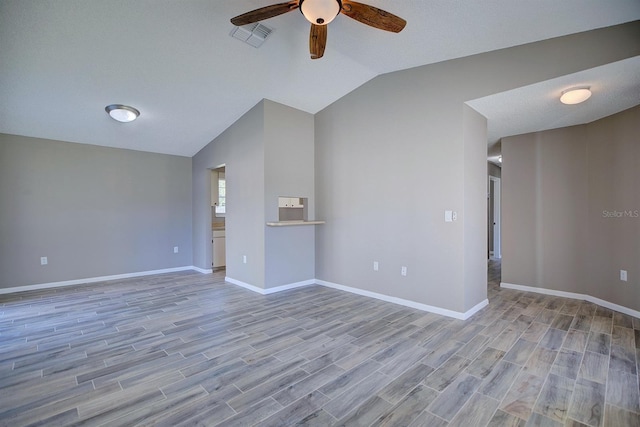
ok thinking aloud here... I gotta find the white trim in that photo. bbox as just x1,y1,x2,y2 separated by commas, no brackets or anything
263,280,315,294
224,277,314,295
501,282,578,299
1,269,492,321
224,277,264,293
489,175,501,259
465,298,490,318
225,276,488,319
191,266,213,274
501,282,640,319
316,279,488,320
0,266,208,295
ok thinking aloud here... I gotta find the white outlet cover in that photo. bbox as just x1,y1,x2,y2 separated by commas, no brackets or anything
173,246,179,253
40,257,48,265
620,270,628,281
373,261,379,271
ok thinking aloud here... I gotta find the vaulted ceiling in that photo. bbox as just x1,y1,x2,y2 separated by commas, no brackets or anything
1,1,639,157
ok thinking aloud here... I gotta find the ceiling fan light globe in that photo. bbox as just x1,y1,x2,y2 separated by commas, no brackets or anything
300,0,341,25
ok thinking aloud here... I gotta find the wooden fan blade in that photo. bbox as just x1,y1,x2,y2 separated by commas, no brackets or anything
309,24,327,59
340,0,406,33
231,1,298,26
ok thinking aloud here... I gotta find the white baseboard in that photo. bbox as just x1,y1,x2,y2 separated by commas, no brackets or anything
501,282,640,319
316,279,488,320
0,266,206,295
191,266,213,274
1,268,491,321
226,276,487,320
225,277,315,295
465,299,490,318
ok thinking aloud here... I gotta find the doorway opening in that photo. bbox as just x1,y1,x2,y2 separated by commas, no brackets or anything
489,176,501,259
211,166,226,271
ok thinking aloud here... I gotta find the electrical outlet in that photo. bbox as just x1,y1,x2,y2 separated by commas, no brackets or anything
173,246,179,253
40,256,48,265
445,210,453,222
373,261,379,271
243,255,247,264
401,266,407,276
620,270,627,281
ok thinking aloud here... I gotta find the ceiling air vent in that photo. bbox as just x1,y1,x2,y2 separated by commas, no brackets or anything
230,23,273,48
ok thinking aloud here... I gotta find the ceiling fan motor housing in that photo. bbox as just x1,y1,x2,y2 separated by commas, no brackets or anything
300,0,342,25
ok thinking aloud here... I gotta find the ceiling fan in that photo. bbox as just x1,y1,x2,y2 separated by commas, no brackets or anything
230,0,406,59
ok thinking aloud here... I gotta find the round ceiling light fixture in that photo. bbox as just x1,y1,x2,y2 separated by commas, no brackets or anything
299,0,341,25
560,87,592,105
105,104,140,123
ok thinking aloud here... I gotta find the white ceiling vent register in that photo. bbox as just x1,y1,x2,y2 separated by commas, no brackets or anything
230,23,273,48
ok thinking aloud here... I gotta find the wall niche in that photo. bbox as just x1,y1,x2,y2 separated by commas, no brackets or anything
278,196,307,222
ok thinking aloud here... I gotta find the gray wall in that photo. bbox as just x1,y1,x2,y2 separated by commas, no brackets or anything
502,126,589,294
314,22,640,314
192,102,266,287
463,105,489,309
191,100,315,289
0,133,192,289
587,107,640,311
502,106,640,311
264,101,315,288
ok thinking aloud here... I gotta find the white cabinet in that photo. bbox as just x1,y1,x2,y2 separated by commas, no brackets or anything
212,230,225,268
213,237,225,267
278,197,303,208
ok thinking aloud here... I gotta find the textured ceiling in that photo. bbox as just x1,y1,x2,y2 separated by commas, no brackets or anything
1,0,639,156
468,56,640,164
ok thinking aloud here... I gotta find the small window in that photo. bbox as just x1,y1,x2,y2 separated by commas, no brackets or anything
216,173,226,214
218,174,226,208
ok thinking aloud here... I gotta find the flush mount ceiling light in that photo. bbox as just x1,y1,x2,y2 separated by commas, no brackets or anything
560,87,592,105
300,0,341,25
105,104,140,123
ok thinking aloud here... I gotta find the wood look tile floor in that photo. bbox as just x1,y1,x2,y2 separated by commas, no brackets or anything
1,261,639,426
